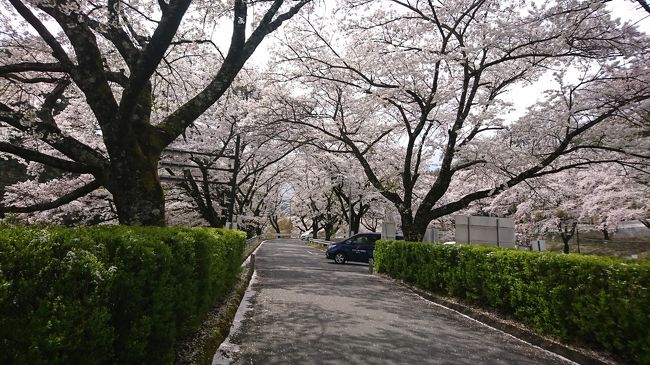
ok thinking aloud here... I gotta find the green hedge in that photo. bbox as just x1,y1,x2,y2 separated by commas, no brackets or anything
0,226,245,364
374,240,650,364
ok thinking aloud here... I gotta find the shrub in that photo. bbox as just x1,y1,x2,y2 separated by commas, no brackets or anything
0,226,245,364
374,240,650,364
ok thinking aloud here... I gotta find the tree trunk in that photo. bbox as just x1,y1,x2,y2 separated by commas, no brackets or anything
350,203,369,235
602,227,610,241
269,214,281,233
311,219,320,239
400,212,427,241
559,222,577,254
322,211,338,240
324,226,334,240
108,154,165,226
180,170,224,228
101,85,169,226
350,215,361,235
562,237,571,254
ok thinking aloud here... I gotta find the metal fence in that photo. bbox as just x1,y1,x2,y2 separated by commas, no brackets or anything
546,236,649,258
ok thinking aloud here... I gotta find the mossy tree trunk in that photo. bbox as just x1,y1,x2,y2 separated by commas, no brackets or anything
107,147,165,226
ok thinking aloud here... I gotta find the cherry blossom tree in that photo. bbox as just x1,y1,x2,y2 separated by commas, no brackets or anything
285,145,393,238
482,164,649,252
272,0,650,240
1,173,117,225
235,156,297,236
318,153,383,235
0,0,311,225
568,166,648,239
160,81,303,231
332,182,373,235
286,151,345,239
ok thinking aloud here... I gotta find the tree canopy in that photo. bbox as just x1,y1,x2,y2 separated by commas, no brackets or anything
1,0,649,239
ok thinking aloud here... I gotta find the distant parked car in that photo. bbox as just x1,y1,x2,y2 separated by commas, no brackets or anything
325,233,403,264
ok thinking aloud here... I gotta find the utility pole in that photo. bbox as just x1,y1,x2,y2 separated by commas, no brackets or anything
576,224,581,254
348,183,353,237
227,135,241,228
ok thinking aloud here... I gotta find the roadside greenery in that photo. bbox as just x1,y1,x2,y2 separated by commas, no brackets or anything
374,240,650,364
0,226,245,364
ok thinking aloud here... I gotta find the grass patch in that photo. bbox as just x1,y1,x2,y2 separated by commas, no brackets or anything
306,241,328,251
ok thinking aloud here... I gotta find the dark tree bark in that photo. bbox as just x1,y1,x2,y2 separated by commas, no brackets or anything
311,218,320,239
559,222,577,254
306,190,340,240
107,144,166,225
269,214,281,233
333,185,371,235
602,224,611,241
323,211,339,240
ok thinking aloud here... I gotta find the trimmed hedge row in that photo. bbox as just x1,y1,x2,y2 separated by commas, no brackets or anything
0,226,245,364
374,241,650,364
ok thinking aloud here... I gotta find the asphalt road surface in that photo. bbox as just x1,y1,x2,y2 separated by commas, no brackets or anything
214,239,574,365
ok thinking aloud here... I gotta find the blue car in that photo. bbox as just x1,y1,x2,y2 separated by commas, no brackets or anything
325,233,403,264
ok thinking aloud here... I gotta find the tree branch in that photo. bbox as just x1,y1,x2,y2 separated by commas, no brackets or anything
84,15,140,67
0,142,94,173
0,62,65,75
0,102,107,170
117,0,192,121
37,79,71,126
7,0,74,69
637,0,650,13
156,0,312,148
0,180,102,213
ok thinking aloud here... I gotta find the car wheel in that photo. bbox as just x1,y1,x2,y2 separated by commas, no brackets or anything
334,252,346,264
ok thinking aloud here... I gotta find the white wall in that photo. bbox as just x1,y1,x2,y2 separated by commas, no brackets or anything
454,215,515,248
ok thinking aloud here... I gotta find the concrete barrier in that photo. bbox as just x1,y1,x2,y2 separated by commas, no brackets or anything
454,215,515,248
308,238,334,248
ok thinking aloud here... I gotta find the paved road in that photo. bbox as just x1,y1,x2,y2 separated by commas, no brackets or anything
215,239,573,365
